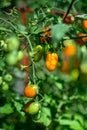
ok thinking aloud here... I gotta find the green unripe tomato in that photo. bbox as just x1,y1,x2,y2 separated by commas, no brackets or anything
29,45,44,62
4,74,13,82
28,102,40,115
70,69,79,81
2,82,9,91
5,36,20,51
17,51,24,61
6,51,18,66
63,39,75,47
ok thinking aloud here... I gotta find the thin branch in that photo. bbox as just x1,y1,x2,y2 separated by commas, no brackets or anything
63,0,76,22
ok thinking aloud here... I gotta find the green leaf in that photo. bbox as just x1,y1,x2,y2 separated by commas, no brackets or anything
0,103,13,114
33,107,51,126
70,120,84,130
75,14,87,19
14,101,25,116
55,82,63,90
51,24,70,43
58,119,84,130
74,114,84,126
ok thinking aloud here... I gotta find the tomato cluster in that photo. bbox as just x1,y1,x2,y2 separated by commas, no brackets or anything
2,35,24,66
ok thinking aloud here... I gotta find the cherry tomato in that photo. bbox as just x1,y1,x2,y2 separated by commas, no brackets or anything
4,74,13,82
28,102,40,115
29,45,43,62
17,50,24,61
5,36,20,51
6,51,18,66
24,84,38,98
45,52,58,71
2,82,9,91
70,69,79,81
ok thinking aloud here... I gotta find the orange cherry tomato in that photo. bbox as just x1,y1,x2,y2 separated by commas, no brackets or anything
82,19,87,30
63,43,76,57
45,52,58,71
24,85,38,98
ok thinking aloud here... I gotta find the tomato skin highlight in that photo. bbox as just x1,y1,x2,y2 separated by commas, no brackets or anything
28,102,40,115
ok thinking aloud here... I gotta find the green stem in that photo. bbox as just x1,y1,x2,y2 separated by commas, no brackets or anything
32,62,36,84
63,0,76,22
25,36,36,84
0,17,36,84
25,35,33,51
0,18,17,31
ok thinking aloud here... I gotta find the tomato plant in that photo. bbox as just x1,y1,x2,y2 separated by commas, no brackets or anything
0,0,87,130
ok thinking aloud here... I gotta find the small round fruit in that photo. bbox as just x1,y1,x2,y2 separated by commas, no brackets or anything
5,36,20,51
33,45,44,62
45,52,58,71
6,51,18,66
2,82,9,91
17,51,24,61
24,85,38,98
4,74,13,82
29,45,44,62
70,69,79,81
82,19,87,31
28,102,40,115
63,39,75,47
24,101,32,113
63,43,76,57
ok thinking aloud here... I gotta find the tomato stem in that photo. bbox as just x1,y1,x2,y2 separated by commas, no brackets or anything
63,0,75,23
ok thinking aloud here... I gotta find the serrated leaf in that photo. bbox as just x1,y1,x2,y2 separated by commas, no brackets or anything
58,119,84,130
33,107,51,126
14,101,25,116
70,120,84,130
74,114,84,126
0,103,13,114
51,24,70,43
